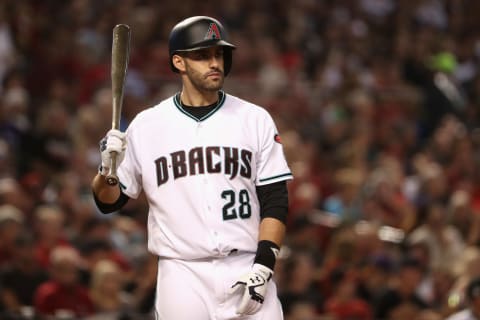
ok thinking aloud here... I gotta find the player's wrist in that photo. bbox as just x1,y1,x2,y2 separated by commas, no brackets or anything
253,240,279,273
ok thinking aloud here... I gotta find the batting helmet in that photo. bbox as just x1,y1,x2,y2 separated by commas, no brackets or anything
168,16,236,75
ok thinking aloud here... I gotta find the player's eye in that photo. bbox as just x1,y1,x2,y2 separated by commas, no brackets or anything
187,48,223,61
198,52,209,59
214,49,223,58
187,51,207,60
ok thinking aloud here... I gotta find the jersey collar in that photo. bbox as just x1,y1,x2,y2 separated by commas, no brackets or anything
173,90,226,122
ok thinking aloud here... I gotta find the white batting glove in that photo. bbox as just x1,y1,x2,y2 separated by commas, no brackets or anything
99,129,126,176
230,263,273,315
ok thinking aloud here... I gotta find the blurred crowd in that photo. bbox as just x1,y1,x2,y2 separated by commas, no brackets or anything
0,0,480,319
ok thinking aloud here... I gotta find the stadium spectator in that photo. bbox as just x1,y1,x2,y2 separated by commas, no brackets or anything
408,201,465,273
323,267,373,320
32,205,71,269
0,233,48,315
86,259,134,320
34,246,94,318
446,277,480,320
0,204,24,267
374,257,429,319
278,251,323,315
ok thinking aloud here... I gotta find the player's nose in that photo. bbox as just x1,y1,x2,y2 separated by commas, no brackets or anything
208,56,221,69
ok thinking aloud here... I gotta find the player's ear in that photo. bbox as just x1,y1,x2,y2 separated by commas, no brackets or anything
172,54,186,72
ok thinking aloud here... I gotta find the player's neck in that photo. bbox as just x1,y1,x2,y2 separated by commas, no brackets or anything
180,88,219,107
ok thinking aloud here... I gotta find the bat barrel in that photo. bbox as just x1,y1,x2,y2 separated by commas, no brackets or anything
111,24,131,130
107,24,131,186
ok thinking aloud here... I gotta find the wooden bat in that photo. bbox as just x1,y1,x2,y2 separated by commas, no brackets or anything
106,24,131,186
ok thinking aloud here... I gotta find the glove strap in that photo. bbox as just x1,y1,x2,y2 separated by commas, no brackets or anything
254,240,279,271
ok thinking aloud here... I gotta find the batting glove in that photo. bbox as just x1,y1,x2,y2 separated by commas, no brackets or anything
99,129,126,176
230,263,273,315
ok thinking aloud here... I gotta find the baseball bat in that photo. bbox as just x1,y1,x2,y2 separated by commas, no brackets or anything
106,24,131,186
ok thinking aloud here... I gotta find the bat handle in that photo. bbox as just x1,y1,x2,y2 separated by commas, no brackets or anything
106,151,119,186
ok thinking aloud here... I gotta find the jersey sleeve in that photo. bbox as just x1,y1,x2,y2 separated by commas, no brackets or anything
255,112,293,186
117,124,142,199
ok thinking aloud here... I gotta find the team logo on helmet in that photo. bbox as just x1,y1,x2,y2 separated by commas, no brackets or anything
204,23,221,40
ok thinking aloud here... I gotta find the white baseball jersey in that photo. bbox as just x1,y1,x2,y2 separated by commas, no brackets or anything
117,91,292,260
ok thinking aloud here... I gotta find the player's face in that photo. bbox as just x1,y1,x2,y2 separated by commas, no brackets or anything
181,46,225,92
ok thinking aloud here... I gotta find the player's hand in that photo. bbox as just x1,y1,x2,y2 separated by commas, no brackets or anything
99,129,126,176
229,263,273,315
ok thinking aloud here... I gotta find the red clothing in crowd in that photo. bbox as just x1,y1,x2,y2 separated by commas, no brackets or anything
34,240,71,269
34,281,95,317
324,298,373,320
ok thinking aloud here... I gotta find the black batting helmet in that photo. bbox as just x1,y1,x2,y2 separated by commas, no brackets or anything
168,16,236,75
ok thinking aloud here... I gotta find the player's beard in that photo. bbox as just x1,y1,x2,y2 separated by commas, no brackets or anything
185,64,224,92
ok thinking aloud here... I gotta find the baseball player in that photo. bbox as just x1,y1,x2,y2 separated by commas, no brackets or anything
91,16,293,320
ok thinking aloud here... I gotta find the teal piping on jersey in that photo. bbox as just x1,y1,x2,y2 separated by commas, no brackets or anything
173,90,226,122
259,173,293,183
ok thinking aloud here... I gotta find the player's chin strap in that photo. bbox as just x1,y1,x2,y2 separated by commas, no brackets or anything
254,240,280,271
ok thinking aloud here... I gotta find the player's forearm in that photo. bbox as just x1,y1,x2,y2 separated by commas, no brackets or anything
91,173,121,203
253,217,286,273
258,217,286,247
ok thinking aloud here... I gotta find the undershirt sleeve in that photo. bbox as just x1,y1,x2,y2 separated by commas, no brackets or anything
255,180,288,224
